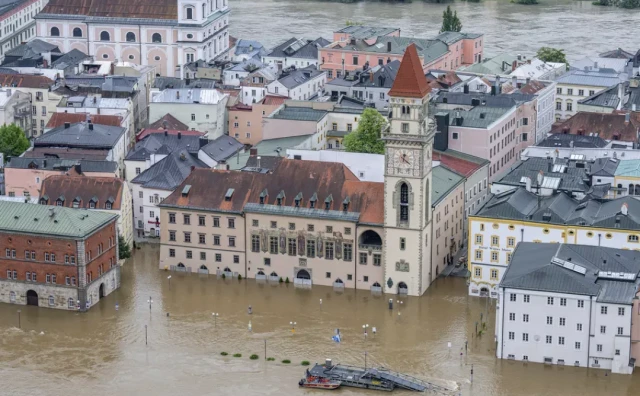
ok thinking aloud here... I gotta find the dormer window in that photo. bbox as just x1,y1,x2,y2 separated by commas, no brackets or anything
105,202,112,210
324,194,333,210
342,197,350,212
259,196,264,204
277,198,282,206
276,191,285,206
56,200,63,207
295,199,300,207
310,193,317,209
325,202,331,210
89,202,96,209
225,188,234,201
259,189,268,205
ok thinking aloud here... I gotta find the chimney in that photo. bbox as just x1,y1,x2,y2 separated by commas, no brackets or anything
524,176,532,192
88,123,94,131
517,54,522,61
190,165,195,171
64,122,71,129
49,208,55,217
164,130,168,136
179,153,186,161
178,132,182,139
257,156,261,168
625,112,630,124
622,202,629,216
7,88,11,96
93,96,97,104
512,76,517,88
387,42,392,52
186,77,191,86
249,148,258,156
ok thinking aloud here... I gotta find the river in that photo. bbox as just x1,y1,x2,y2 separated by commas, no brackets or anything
0,244,638,395
229,0,640,62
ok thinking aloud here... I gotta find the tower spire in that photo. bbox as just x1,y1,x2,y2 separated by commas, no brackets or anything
388,44,431,99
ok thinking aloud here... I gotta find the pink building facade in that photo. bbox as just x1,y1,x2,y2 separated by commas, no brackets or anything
35,0,230,77
319,32,483,79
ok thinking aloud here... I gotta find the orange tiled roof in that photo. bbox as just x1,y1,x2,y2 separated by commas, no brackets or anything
40,175,124,210
388,44,431,99
0,73,54,89
46,113,122,128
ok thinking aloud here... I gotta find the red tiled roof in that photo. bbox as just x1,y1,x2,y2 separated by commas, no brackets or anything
518,80,547,95
551,112,640,142
46,113,122,128
162,159,385,225
0,73,54,89
433,150,485,178
388,44,431,98
40,176,124,210
136,129,205,142
149,113,188,130
42,0,178,20
261,95,288,106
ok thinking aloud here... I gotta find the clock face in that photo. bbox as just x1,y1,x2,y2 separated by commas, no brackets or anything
394,149,414,168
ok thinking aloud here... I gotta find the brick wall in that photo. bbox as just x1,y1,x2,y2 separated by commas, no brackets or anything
83,221,118,284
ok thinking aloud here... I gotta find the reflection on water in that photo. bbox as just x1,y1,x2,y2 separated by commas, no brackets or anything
0,244,638,395
230,0,640,62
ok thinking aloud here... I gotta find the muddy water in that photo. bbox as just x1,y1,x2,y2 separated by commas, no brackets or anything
0,244,638,395
230,0,640,62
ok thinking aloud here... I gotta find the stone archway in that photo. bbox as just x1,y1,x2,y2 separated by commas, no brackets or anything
296,269,311,279
398,282,408,295
26,290,38,306
99,283,105,299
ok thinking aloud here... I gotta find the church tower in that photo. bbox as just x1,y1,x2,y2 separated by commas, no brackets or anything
382,44,435,296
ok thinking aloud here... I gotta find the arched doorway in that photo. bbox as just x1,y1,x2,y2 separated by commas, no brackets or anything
372,282,381,287
257,271,265,275
296,269,311,279
480,287,490,297
198,264,209,274
270,271,278,277
177,263,185,268
398,282,408,295
26,290,38,306
99,283,105,299
223,267,232,273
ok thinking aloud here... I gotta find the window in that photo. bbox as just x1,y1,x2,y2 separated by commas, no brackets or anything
523,295,530,303
264,258,271,266
169,231,176,241
269,237,278,254
509,313,515,321
510,293,516,302
198,234,206,244
490,269,498,280
618,307,625,316
452,132,458,140
618,327,624,335
169,249,175,257
491,251,498,262
126,32,136,42
152,33,162,43
228,218,235,228
575,342,581,350
373,254,381,266
359,252,368,265
199,216,206,226
475,234,483,244
560,298,566,306
325,242,334,260
522,314,529,322
578,89,584,96
73,27,82,37
169,213,176,224
401,123,409,133
400,237,406,250
578,300,584,308
287,238,296,256
558,336,565,345
51,27,60,36
191,114,196,121
229,237,236,247
475,250,482,260
600,325,606,334
234,255,240,264
601,306,607,314
184,232,191,243
629,235,639,243
183,214,191,225
557,87,562,94
508,332,515,340
100,31,110,41
547,316,553,325
546,336,552,344
577,323,582,331
288,222,296,231
306,240,316,258
270,221,277,229
547,297,554,305
474,267,481,277
566,102,572,111
559,317,565,326
507,237,515,247
213,217,220,228
567,88,573,95
522,333,529,342
343,243,352,261
491,235,499,246
186,7,193,19
555,101,562,111
215,254,221,262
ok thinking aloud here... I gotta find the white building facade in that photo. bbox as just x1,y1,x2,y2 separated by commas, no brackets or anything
35,0,230,77
0,0,45,62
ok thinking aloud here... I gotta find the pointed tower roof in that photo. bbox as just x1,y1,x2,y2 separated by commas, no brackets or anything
388,44,431,99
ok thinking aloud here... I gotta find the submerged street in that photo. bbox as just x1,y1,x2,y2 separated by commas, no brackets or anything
0,245,638,395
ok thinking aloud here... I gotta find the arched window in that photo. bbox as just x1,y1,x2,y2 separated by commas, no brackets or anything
400,182,409,223
126,32,136,42
72,27,82,37
186,7,193,20
401,105,409,115
50,27,60,37
152,33,162,43
100,31,110,41
635,184,640,196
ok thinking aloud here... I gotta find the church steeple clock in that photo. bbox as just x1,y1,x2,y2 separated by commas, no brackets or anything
382,43,435,296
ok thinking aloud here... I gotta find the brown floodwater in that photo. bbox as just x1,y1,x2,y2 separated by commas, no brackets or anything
0,244,638,395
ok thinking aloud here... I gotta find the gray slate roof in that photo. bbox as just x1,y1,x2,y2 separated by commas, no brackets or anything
477,187,640,230
270,106,327,122
131,150,207,190
437,107,513,129
556,69,624,87
34,122,125,150
52,49,90,70
501,243,640,304
434,31,482,44
432,166,464,205
5,157,117,173
267,37,330,60
354,60,400,89
277,66,325,89
338,36,448,65
536,133,608,149
578,84,620,109
590,158,619,177
199,135,244,162
495,157,591,193
152,77,217,90
434,91,531,108
126,133,202,161
244,202,360,222
335,26,399,40
4,38,59,59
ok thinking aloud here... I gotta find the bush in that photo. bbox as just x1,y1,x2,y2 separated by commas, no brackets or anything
301,361,310,366
285,277,290,284
250,354,259,360
233,353,242,358
267,357,275,361
238,274,242,280
220,352,228,356
282,359,291,364
279,277,283,283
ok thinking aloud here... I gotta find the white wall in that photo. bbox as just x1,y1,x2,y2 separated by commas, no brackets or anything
286,149,384,182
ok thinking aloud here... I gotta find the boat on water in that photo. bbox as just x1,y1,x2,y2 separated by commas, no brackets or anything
298,374,341,390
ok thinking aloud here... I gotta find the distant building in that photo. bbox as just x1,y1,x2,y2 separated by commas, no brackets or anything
263,37,330,70
227,95,287,145
0,200,119,311
149,88,228,138
197,134,244,168
325,60,399,110
555,69,626,120
266,66,326,101
230,39,265,62
0,0,45,63
0,87,31,132
496,242,638,374
35,0,231,77
551,111,639,145
39,175,134,247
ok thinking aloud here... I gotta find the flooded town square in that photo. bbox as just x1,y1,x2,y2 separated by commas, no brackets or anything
1,245,638,395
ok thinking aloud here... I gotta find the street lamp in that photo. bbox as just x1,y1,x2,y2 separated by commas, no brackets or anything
290,321,296,333
362,323,369,339
212,312,219,328
17,309,21,329
147,296,153,311
167,275,172,288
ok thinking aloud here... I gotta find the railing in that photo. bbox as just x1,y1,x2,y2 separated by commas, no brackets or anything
359,244,382,252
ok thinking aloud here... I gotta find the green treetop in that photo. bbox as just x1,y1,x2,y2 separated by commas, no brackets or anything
343,108,386,154
440,6,462,34
536,47,568,64
0,124,29,162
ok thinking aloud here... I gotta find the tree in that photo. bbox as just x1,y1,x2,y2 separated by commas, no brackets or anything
536,47,568,67
343,108,386,154
0,124,29,162
118,235,131,260
440,6,462,34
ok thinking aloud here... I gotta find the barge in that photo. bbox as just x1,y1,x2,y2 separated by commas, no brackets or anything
304,359,456,393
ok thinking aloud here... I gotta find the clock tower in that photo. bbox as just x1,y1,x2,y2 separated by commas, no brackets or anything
382,43,435,296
